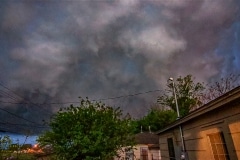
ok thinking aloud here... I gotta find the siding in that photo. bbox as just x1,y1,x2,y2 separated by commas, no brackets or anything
158,87,240,160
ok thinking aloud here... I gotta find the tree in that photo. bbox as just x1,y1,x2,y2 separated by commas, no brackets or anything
202,74,240,103
132,106,177,133
0,135,12,160
157,75,205,117
37,98,135,160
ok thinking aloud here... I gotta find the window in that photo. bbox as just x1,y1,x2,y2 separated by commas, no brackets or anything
125,148,134,160
208,132,230,160
167,138,175,160
140,147,148,160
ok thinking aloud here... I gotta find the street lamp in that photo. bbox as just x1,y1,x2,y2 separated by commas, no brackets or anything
168,78,187,160
169,78,180,118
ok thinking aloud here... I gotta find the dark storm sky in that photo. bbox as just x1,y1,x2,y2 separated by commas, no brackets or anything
0,0,240,132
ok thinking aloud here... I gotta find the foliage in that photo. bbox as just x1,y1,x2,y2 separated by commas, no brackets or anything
0,135,11,150
0,135,36,160
157,75,205,117
0,135,12,160
132,106,177,133
12,153,36,160
38,98,135,160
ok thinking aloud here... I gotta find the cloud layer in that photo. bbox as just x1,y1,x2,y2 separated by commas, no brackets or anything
0,0,239,131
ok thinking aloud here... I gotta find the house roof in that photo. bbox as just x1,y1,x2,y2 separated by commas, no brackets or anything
135,132,159,144
156,86,240,134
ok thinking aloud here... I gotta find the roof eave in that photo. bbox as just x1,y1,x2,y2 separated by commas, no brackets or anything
156,86,240,134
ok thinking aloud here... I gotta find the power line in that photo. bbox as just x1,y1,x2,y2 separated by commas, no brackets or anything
96,89,163,101
0,81,164,121
0,85,163,132
0,106,43,125
0,107,48,133
0,128,39,135
0,82,52,116
36,89,164,105
0,89,163,105
0,122,49,129
0,100,28,105
0,84,23,101
0,89,21,102
0,89,164,105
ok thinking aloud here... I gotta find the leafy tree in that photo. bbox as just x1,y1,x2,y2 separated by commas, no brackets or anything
38,98,135,160
157,75,205,117
132,106,177,133
0,135,12,160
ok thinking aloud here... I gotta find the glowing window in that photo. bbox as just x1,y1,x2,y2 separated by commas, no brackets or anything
208,132,229,160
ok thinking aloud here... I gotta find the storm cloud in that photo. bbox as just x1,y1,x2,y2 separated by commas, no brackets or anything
0,0,240,133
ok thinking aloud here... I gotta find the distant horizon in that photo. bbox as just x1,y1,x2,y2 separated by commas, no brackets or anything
0,132,38,145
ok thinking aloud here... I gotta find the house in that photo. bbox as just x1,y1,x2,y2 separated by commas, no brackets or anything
156,86,240,160
115,132,160,160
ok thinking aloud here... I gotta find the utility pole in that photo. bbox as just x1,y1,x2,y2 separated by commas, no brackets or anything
169,78,188,160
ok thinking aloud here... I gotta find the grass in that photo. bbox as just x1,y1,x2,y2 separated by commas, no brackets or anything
0,152,36,160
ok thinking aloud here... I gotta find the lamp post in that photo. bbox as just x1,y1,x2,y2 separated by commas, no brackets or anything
168,77,187,160
169,78,181,118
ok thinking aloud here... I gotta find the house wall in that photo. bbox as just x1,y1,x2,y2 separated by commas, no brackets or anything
149,148,161,160
159,100,240,160
134,145,160,160
114,144,160,160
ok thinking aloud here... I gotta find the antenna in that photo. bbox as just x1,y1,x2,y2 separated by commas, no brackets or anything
149,126,151,133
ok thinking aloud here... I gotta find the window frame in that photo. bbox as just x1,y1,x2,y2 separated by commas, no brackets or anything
207,132,230,160
140,147,148,160
167,137,176,160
